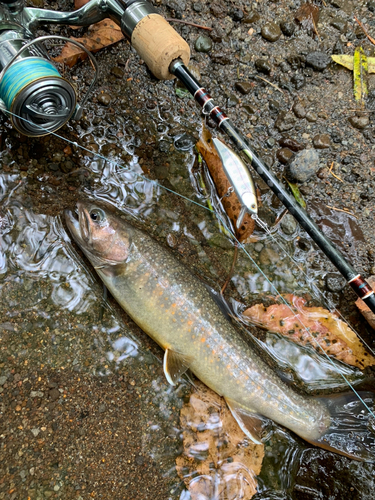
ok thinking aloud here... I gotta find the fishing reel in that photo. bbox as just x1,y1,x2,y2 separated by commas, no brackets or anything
0,0,190,137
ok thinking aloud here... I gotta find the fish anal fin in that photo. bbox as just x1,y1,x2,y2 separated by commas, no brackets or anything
163,348,193,386
225,398,272,445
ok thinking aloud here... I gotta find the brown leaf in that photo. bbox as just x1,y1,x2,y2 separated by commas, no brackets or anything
53,20,124,68
295,3,320,34
355,275,375,330
243,294,375,369
75,0,89,8
176,381,264,500
196,125,255,243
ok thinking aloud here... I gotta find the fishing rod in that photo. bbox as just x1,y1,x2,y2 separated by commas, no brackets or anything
0,0,374,316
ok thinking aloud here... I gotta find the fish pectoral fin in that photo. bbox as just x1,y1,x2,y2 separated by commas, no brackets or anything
163,349,193,386
225,398,273,445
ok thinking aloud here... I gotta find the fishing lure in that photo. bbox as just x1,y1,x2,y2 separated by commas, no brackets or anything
213,138,258,229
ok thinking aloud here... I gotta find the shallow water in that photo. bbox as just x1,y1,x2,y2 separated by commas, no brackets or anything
1,131,374,499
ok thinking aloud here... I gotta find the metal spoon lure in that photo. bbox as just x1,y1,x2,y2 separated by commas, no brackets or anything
213,138,258,229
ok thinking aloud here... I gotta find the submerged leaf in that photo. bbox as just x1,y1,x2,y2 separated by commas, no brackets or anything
196,125,255,243
176,381,264,500
285,179,306,208
53,20,124,67
243,294,375,369
353,46,368,104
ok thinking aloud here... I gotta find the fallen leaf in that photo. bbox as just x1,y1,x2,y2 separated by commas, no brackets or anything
243,294,375,369
196,125,255,243
75,0,89,7
353,46,368,105
53,19,125,68
355,275,375,330
295,3,319,35
285,178,306,208
176,381,264,500
332,54,375,73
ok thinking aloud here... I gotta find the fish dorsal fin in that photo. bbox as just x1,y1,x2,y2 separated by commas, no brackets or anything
163,349,193,386
225,398,273,445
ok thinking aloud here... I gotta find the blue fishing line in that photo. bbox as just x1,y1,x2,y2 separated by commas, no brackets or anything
0,58,61,110
3,108,375,418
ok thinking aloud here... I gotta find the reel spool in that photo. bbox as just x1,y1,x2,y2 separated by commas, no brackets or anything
0,29,98,137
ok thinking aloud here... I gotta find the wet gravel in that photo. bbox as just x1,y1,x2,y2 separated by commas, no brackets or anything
2,0,375,498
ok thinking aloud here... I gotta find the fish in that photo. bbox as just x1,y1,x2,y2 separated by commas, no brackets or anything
65,201,375,461
212,138,257,229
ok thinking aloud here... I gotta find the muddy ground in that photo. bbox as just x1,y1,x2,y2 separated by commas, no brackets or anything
1,0,375,498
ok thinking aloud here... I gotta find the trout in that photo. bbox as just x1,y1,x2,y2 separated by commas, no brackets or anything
65,201,375,461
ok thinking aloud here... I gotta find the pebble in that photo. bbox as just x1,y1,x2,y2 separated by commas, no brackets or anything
110,67,124,79
325,273,346,292
174,133,196,150
313,134,330,149
31,428,40,437
0,375,7,386
195,35,212,53
243,104,257,115
348,115,369,129
292,101,306,118
305,51,331,71
210,0,227,18
280,213,297,235
235,81,252,95
269,100,280,113
278,136,304,151
289,149,320,182
306,111,318,122
227,94,239,107
231,8,244,21
193,1,203,12
211,51,232,65
243,11,260,23
275,111,296,132
49,388,60,401
30,390,44,398
280,19,296,36
291,73,305,90
255,59,272,75
98,93,112,106
259,247,280,265
261,22,282,42
276,148,294,164
369,0,375,12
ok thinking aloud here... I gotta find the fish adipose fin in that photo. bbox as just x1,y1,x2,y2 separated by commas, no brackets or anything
163,349,193,386
310,392,375,462
225,398,273,445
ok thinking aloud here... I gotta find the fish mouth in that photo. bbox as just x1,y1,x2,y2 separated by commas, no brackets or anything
64,202,90,246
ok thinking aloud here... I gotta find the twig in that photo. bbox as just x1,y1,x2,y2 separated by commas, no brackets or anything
326,205,357,218
221,242,238,295
252,75,285,94
354,15,375,46
328,162,344,183
165,18,213,31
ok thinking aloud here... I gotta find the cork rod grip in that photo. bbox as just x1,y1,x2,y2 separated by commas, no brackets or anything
131,14,190,80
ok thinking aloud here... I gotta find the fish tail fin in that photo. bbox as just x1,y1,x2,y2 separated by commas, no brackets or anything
308,392,375,461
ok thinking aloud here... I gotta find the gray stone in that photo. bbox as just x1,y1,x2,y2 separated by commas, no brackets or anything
31,428,40,437
261,22,281,42
305,51,331,71
275,111,296,132
30,391,44,398
0,375,7,386
325,273,346,292
243,11,260,23
210,0,227,18
195,35,212,53
280,213,297,235
277,148,294,164
110,67,124,79
255,59,272,75
280,19,296,36
227,94,239,107
289,149,320,182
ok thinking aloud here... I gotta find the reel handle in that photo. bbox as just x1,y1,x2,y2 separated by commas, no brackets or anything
129,13,190,80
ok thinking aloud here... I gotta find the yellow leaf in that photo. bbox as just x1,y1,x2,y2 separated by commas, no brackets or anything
353,46,368,103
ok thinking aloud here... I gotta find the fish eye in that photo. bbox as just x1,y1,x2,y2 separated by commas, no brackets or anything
89,208,105,223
